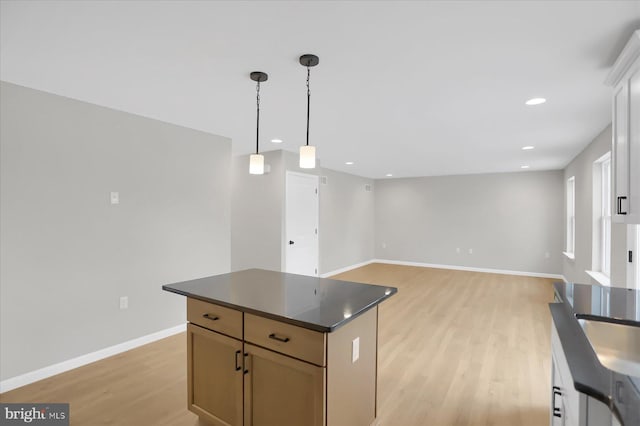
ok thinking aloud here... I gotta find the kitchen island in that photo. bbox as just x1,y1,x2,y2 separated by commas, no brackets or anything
162,268,397,426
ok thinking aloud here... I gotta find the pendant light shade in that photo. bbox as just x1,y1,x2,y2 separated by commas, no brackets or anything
299,54,319,169
299,145,316,169
249,154,264,175
249,71,268,175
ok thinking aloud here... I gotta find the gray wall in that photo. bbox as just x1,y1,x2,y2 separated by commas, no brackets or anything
562,125,628,286
319,168,374,274
0,82,231,381
231,150,375,275
374,171,564,274
230,150,285,272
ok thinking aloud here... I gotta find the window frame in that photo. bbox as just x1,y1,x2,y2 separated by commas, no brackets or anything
564,176,576,259
587,153,612,286
599,154,611,277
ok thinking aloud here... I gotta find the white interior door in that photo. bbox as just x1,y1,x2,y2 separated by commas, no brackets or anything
285,172,319,276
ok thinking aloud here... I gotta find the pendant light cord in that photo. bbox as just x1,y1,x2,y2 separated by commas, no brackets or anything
306,66,311,147
255,80,261,154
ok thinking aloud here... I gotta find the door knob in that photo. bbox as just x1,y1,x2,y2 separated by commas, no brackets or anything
289,240,295,245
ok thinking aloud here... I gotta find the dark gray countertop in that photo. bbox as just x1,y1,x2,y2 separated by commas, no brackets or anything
163,268,397,332
551,282,640,426
555,282,640,326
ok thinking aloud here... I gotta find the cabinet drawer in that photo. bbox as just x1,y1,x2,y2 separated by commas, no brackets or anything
244,314,326,366
187,298,242,340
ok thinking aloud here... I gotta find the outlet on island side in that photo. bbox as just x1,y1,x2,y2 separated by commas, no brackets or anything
119,296,128,310
352,337,360,363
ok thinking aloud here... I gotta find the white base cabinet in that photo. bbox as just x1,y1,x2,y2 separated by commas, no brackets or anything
551,320,620,426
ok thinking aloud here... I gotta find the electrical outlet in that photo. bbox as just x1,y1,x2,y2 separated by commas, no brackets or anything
352,337,360,363
545,251,551,259
119,296,128,310
468,248,473,255
110,192,119,205
382,242,386,249
456,248,461,254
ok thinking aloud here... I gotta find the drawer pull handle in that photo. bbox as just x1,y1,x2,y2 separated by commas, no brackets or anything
552,386,562,418
203,313,220,321
235,350,242,371
268,333,290,343
617,196,627,215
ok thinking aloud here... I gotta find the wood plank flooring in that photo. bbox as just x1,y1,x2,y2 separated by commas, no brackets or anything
1,264,555,425
334,264,555,426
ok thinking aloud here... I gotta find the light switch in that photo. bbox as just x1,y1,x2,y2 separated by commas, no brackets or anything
352,337,360,363
110,192,120,205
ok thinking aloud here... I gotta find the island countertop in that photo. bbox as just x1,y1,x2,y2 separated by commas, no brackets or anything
162,268,397,332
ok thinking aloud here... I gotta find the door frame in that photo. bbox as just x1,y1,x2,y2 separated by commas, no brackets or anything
284,171,319,276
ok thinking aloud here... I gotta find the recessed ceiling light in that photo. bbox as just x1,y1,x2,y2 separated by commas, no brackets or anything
345,161,354,165
270,138,283,143
385,173,393,177
522,146,535,150
521,165,530,169
525,98,546,106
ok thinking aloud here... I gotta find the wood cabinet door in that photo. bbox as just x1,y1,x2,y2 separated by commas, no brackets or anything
243,343,325,426
187,323,243,426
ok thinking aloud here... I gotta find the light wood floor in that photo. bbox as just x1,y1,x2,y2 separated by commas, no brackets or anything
1,264,555,426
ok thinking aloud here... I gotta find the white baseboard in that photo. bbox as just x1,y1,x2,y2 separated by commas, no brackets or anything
0,323,186,393
372,259,564,280
320,260,375,278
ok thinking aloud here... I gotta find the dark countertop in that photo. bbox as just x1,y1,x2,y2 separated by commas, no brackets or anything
551,282,640,426
163,268,397,332
555,282,640,326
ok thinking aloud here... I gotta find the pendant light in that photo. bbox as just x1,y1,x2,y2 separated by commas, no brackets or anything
299,54,319,168
249,71,268,175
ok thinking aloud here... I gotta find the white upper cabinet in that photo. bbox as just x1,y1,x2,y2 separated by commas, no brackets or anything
607,30,640,224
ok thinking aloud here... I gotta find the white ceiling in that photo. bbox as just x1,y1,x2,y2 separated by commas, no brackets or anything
1,1,639,179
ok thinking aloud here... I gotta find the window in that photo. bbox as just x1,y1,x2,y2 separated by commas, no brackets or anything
587,153,611,285
598,154,611,276
564,176,575,259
